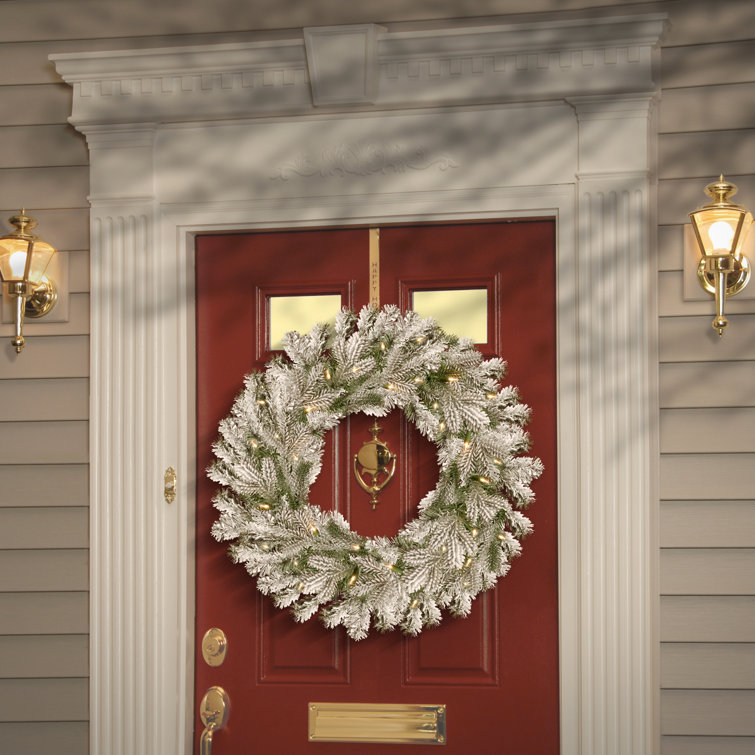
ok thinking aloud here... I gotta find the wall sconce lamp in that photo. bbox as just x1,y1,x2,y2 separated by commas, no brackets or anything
689,176,752,336
0,210,57,353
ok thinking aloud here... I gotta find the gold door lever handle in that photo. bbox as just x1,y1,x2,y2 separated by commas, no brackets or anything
199,686,230,755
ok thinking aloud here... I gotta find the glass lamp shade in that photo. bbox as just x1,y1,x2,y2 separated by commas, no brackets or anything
689,177,754,260
0,212,56,286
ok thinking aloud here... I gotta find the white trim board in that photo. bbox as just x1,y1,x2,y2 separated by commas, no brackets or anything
52,13,666,755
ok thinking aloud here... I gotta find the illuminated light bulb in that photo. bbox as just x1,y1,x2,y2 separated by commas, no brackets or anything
351,366,360,373
386,563,395,571
471,528,478,537
292,454,299,461
432,402,439,410
708,220,736,252
351,544,361,551
497,533,506,541
439,421,445,431
493,458,502,466
386,383,395,390
258,503,270,510
348,573,358,586
305,406,313,413
261,543,270,551
293,558,299,567
274,433,280,439
414,377,423,383
324,367,332,380
9,251,27,278
380,342,386,350
447,376,459,383
309,524,319,534
256,399,266,405
463,581,471,587
486,392,497,400
463,440,470,450
416,336,425,343
478,476,490,485
465,557,473,568
441,545,447,553
297,582,304,591
410,599,419,608
250,440,258,448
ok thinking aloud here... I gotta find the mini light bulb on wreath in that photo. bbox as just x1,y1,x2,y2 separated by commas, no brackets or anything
0,210,58,353
689,176,753,336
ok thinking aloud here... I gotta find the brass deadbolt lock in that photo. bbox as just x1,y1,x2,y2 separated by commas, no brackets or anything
201,627,228,667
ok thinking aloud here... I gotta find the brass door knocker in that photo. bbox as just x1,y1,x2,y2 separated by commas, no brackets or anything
353,419,396,509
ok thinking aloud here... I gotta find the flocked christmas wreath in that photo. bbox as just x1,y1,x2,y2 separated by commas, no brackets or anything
209,306,541,640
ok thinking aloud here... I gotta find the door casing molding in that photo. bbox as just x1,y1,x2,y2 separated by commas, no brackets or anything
53,13,666,754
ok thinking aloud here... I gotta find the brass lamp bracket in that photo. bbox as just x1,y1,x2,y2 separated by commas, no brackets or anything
25,277,58,319
696,255,751,298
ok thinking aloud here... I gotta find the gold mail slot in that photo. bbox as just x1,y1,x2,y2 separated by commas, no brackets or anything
308,702,446,745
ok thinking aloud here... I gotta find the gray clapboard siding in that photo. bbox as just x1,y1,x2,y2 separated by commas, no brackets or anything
660,362,755,408
0,124,87,168
662,736,755,755
664,0,755,46
659,130,755,180
0,592,87,634
0,677,87,721
0,166,88,210
0,464,87,507
0,292,89,338
0,549,87,591
661,689,755,736
0,634,87,678
658,271,755,318
0,506,87,548
0,378,88,421
659,175,755,226
660,408,755,453
662,643,755,688
662,596,755,642
660,315,755,362
661,454,755,500
658,225,683,272
661,40,755,89
659,82,755,135
0,83,74,126
0,335,89,378
660,549,755,594
661,501,755,547
0,420,87,464
0,722,88,753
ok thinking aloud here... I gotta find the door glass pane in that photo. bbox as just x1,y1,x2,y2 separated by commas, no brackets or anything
412,288,487,343
269,294,342,350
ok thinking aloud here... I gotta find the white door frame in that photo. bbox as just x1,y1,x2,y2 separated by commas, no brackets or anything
53,13,666,754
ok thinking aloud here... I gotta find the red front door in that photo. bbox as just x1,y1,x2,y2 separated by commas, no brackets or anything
195,222,558,753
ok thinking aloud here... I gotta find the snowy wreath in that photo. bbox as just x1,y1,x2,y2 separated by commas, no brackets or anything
210,305,542,640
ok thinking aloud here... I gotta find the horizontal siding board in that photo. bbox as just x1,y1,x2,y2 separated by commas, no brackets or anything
661,40,755,89
661,689,755,736
0,292,89,338
0,378,88,421
0,83,75,126
0,721,88,753
0,420,87,464
662,596,755,642
661,501,755,547
661,643,755,689
0,335,89,378
0,677,87,722
662,736,755,755
0,507,87,549
659,362,755,408
660,549,755,595
658,175,755,226
0,634,87,678
0,165,88,210
662,0,755,46
659,129,755,180
0,592,87,635
660,408,755,453
658,271,755,318
660,315,755,362
0,549,88,592
658,225,683,272
0,464,87,508
659,82,755,135
0,124,87,168
661,454,755,500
